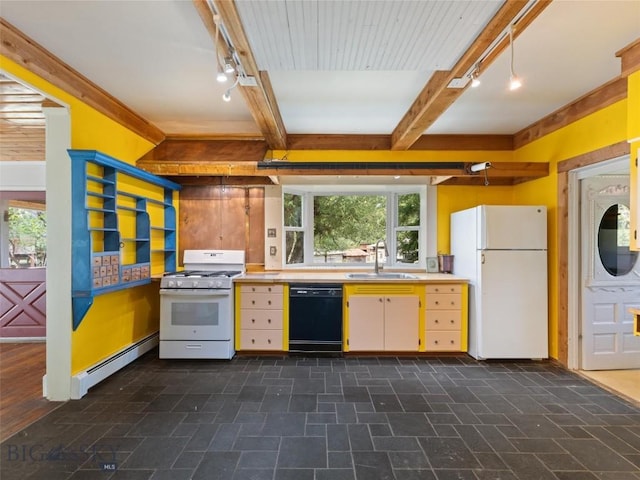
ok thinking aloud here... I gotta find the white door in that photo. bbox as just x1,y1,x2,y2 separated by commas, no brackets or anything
580,175,640,370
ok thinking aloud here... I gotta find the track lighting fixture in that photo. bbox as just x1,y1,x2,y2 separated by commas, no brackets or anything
216,68,228,83
470,64,481,88
508,25,522,91
222,75,240,102
223,57,235,74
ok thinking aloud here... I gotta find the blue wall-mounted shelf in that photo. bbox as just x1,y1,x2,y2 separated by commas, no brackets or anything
69,149,181,331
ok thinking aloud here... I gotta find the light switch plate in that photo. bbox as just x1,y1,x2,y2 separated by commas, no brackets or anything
267,228,277,238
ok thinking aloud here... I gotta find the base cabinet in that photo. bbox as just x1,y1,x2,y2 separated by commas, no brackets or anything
424,284,467,352
345,284,422,352
237,284,286,351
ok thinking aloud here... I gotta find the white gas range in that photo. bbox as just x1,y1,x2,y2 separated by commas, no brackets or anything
159,250,245,359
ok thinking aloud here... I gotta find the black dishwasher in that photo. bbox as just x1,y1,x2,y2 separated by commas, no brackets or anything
289,284,343,353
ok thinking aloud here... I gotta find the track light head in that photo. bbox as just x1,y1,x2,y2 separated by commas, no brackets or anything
216,70,228,83
223,57,235,74
470,65,481,88
509,74,522,91
222,90,232,102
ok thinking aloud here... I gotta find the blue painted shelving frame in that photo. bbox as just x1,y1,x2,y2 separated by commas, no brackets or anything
69,150,181,330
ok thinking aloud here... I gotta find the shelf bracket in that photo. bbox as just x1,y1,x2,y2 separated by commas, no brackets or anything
72,296,94,330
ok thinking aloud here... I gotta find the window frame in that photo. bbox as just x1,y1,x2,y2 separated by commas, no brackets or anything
281,184,430,270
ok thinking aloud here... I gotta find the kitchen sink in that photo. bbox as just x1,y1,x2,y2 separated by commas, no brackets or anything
345,272,418,280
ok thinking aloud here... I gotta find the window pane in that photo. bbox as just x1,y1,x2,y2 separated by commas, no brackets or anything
8,207,47,268
285,231,304,264
396,230,419,264
284,193,302,227
313,195,386,264
398,193,420,226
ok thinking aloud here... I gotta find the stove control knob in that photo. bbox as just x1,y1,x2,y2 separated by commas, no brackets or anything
207,281,215,288
176,280,183,287
215,280,223,288
167,280,175,288
192,281,199,287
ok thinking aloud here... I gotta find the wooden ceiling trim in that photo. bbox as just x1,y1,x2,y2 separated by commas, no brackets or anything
0,19,164,145
556,140,630,173
284,134,514,151
410,134,514,151
194,0,287,150
616,37,640,77
391,0,549,151
138,158,548,185
513,76,627,149
137,139,268,165
166,176,273,186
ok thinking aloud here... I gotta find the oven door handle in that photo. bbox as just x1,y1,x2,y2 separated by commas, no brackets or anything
160,289,230,297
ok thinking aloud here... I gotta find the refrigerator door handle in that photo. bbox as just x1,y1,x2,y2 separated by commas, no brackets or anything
481,253,485,264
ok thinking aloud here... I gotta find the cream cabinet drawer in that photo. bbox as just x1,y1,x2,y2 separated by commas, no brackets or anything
426,293,461,310
426,284,462,294
241,292,283,310
426,310,461,330
240,309,283,330
425,331,461,351
240,329,283,350
241,284,284,295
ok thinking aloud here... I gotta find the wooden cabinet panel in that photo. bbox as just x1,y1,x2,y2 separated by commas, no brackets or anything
347,293,419,352
426,284,462,294
240,309,282,330
347,296,384,351
237,282,285,351
241,284,283,294
424,283,466,353
384,296,420,351
425,331,461,351
426,310,461,330
178,185,265,266
240,329,283,350
241,292,283,310
425,293,461,310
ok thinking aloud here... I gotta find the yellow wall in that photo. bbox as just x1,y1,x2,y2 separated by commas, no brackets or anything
1,56,162,374
513,100,628,359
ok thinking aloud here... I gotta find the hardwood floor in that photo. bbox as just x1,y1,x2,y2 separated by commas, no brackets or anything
0,342,62,442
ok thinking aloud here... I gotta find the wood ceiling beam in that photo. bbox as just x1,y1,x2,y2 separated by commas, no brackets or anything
138,159,548,184
391,0,551,151
0,18,165,145
616,37,640,77
193,0,287,150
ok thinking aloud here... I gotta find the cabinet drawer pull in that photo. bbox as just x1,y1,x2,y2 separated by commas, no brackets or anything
435,301,439,305
450,319,454,324
252,300,255,305
450,340,454,344
251,318,255,323
252,287,256,292
379,298,383,302
268,318,271,323
435,319,439,324
268,287,272,292
268,339,271,344
386,298,390,302
268,300,271,305
435,340,439,344
251,338,255,343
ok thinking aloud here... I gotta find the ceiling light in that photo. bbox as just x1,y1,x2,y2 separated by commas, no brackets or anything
222,75,240,102
223,57,235,74
216,69,228,83
508,25,522,91
470,64,481,88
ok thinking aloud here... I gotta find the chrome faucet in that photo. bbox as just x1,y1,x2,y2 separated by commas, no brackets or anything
374,239,388,275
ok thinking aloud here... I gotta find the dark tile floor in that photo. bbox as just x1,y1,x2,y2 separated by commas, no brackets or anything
2,351,639,480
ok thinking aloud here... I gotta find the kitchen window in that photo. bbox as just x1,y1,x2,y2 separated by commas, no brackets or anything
283,185,428,269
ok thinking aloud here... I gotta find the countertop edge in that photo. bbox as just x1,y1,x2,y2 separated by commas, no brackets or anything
234,273,468,284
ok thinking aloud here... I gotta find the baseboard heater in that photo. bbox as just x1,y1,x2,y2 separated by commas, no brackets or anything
71,333,158,399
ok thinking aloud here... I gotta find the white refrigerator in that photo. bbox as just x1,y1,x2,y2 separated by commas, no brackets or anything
451,205,548,360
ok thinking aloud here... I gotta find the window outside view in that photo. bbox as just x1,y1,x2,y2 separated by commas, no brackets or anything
7,206,47,268
284,191,421,266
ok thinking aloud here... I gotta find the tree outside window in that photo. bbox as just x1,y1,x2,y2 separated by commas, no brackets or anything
7,206,47,268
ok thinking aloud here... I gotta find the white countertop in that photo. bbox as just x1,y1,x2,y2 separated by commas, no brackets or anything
235,271,467,284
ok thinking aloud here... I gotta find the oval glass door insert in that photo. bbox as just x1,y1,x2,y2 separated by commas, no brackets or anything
597,203,638,276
